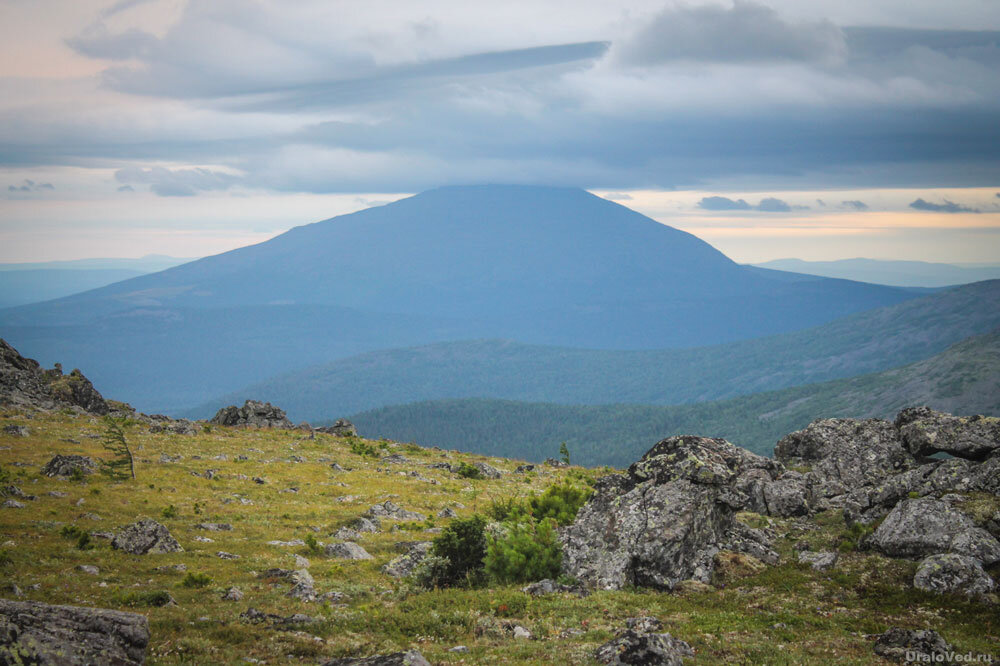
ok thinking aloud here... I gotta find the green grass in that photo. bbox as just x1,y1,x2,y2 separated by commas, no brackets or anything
1,407,997,664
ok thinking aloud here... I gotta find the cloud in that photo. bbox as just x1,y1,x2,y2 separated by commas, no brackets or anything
118,185,135,192
114,166,240,197
603,192,633,201
617,1,845,66
757,197,792,212
7,179,54,193
909,198,979,213
698,196,752,211
841,200,869,210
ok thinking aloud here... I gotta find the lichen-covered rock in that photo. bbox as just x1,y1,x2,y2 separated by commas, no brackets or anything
0,598,149,665
315,418,358,437
382,542,431,578
2,425,28,437
324,542,373,560
41,454,96,478
913,553,997,600
320,650,431,666
595,628,694,665
522,579,588,597
209,400,292,429
798,551,838,571
869,498,1000,564
111,518,183,555
873,628,952,663
471,462,503,479
762,474,810,517
896,406,1000,461
775,417,918,508
363,501,426,522
1,340,109,414
562,436,780,591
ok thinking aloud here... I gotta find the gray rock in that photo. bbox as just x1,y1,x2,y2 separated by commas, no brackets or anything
797,551,838,571
436,507,457,519
522,578,589,597
0,597,148,665
111,518,184,555
363,501,426,522
1,499,25,509
626,617,663,633
873,627,952,663
238,607,318,629
222,587,244,601
75,565,100,575
562,436,780,591
775,417,918,508
382,542,432,578
0,341,107,413
333,527,362,541
320,650,430,666
195,522,232,531
148,418,199,435
514,464,536,473
209,400,293,429
595,629,694,665
896,406,1000,461
869,498,1000,564
471,462,502,479
2,425,28,437
324,542,373,560
216,551,240,560
512,625,532,640
315,418,358,437
449,646,469,653
913,553,997,600
41,454,96,478
762,475,810,517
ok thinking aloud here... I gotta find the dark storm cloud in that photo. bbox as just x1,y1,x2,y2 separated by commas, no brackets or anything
841,200,869,211
909,198,980,213
617,1,845,65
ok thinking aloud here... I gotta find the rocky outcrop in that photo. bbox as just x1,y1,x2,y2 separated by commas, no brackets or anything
363,501,426,522
321,650,431,666
595,617,694,665
913,553,997,600
896,406,1000,461
209,400,292,429
868,498,1000,564
111,518,183,555
324,542,373,560
41,454,96,478
873,628,952,663
522,579,588,597
0,598,149,665
316,419,357,437
561,436,781,591
0,339,108,414
775,417,919,509
382,542,431,578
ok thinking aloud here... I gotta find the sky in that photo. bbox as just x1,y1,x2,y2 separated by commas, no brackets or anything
1,0,999,264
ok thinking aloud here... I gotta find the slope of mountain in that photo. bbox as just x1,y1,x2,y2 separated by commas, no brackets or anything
348,328,1000,466
753,257,1000,287
0,186,919,413
0,255,194,273
0,269,146,308
189,279,1000,422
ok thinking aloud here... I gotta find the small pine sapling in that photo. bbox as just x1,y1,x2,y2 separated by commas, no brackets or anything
101,416,136,480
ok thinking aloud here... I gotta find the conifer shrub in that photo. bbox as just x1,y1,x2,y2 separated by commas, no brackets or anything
528,481,592,526
484,517,562,584
427,514,487,586
454,462,485,480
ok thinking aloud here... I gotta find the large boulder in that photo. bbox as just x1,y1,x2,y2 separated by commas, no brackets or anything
561,436,780,591
0,339,108,414
316,419,358,437
41,454,96,478
382,542,431,578
868,498,1000,564
0,598,149,665
896,406,1000,461
595,619,694,666
873,628,952,663
209,400,292,429
324,542,373,560
111,518,184,555
913,553,997,600
775,417,918,508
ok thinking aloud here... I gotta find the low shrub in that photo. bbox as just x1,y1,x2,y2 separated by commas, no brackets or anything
180,572,212,588
454,462,484,480
485,517,562,584
428,514,487,586
529,482,592,526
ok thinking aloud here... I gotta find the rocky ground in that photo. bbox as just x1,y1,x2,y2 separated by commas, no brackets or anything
1,340,998,665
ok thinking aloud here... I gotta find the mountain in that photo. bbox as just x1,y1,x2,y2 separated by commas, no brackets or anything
753,257,1000,287
0,186,918,412
188,279,1000,422
0,255,194,273
0,269,146,308
349,327,1000,467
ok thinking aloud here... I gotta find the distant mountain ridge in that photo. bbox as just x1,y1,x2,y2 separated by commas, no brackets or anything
753,257,1000,287
0,185,918,412
349,327,1000,466
187,280,1000,422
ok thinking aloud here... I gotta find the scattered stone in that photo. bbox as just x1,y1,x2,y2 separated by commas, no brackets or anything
46,491,68,497
0,598,148,665
626,617,663,633
332,527,361,541
210,400,293,429
512,625,532,640
75,565,100,575
514,464,536,473
266,539,305,547
222,587,244,601
195,522,232,531
382,542,431,578
2,499,25,509
873,627,952,663
293,555,310,569
320,650,430,666
154,563,187,572
544,458,568,468
41,454,96,478
111,518,183,555
193,535,214,543
216,551,240,560
869,498,1000,563
522,579,588,597
449,646,469,653
436,507,457,519
595,628,694,665
252,476,266,484
2,424,29,437
913,553,997,600
324,542,373,560
797,551,838,572
315,419,358,437
79,512,101,521
239,607,318,629
363,501,426,522
90,531,114,540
